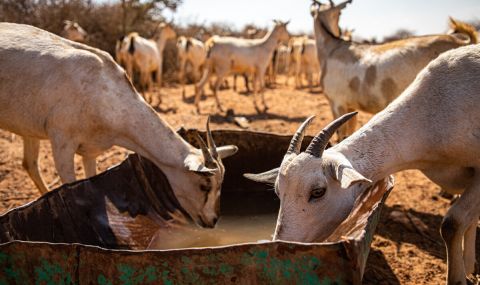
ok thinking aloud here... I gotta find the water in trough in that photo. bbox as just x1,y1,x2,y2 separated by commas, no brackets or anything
147,214,277,250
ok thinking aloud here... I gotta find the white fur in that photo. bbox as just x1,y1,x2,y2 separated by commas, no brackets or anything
194,21,290,113
61,20,87,42
271,44,480,285
122,23,176,95
285,36,306,88
177,36,207,98
312,0,475,139
0,23,237,228
301,38,321,91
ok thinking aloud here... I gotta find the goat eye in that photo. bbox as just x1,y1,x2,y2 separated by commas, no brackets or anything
200,184,211,192
309,188,326,202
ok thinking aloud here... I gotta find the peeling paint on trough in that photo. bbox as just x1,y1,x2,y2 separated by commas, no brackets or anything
0,129,393,284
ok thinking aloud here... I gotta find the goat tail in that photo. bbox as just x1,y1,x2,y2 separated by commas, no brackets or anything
205,36,217,58
449,17,478,44
300,42,306,55
197,59,213,89
186,38,193,52
128,35,135,54
272,48,278,65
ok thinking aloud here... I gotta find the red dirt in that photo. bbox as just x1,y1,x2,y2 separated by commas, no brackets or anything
0,76,477,284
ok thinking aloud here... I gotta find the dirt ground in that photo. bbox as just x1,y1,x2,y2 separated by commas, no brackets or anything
0,76,478,284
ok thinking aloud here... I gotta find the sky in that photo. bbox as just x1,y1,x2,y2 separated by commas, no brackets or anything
164,0,480,40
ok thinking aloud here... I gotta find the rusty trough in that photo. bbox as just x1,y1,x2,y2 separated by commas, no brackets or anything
0,128,393,285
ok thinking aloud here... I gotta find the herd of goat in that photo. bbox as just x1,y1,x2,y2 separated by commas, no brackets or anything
1,0,480,284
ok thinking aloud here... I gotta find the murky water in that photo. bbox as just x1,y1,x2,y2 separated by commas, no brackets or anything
147,214,278,250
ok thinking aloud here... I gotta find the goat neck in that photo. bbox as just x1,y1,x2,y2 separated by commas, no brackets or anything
258,27,284,53
113,99,192,170
331,86,431,185
154,30,172,53
312,12,348,61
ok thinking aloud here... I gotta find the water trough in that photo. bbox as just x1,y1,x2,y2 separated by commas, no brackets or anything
0,128,393,284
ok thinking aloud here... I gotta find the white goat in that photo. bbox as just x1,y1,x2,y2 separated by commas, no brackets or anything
273,44,290,77
265,44,289,88
300,38,321,92
311,0,477,140
0,23,238,228
245,44,480,285
115,35,129,69
122,23,176,98
285,36,306,88
194,20,290,113
61,20,87,42
177,36,207,98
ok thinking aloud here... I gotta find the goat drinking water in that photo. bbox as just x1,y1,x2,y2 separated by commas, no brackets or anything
246,44,480,285
0,23,238,229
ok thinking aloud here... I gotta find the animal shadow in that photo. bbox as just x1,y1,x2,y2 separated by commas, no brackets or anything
209,109,308,125
376,204,480,262
363,249,401,285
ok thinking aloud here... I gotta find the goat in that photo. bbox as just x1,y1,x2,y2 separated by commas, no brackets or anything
273,44,290,79
115,35,128,69
245,44,480,285
194,20,290,113
123,32,159,96
61,20,87,43
285,36,307,87
311,0,477,140
0,23,238,229
300,38,321,92
122,23,177,101
265,44,288,88
177,36,207,99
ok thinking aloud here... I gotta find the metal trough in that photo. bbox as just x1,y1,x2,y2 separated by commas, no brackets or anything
0,129,393,285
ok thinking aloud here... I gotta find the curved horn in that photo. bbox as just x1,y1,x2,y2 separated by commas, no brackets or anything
194,132,216,168
305,112,357,157
286,116,315,155
329,0,335,7
206,117,218,159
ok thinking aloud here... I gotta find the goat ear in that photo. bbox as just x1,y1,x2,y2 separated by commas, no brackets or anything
328,163,372,189
185,157,216,177
338,167,371,188
217,145,238,159
243,168,279,185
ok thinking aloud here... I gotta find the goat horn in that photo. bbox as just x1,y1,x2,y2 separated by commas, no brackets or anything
206,117,218,159
305,112,357,157
286,116,315,155
194,132,216,168
329,0,335,6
